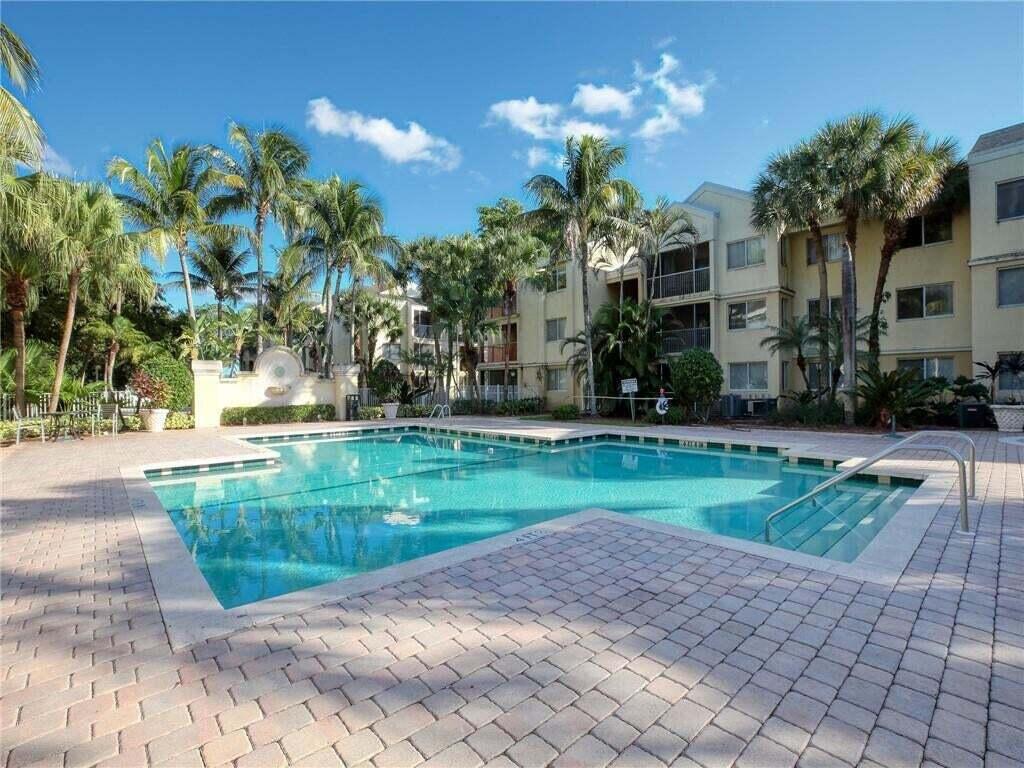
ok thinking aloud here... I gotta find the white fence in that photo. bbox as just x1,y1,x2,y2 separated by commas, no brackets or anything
0,390,140,420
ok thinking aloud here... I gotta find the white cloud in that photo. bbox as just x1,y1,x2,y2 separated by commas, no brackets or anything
654,36,676,50
307,97,461,171
488,96,616,142
526,146,554,169
42,144,73,176
559,119,617,140
634,107,682,141
571,83,640,118
632,53,714,142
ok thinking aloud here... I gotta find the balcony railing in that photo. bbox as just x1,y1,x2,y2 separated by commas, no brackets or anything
413,323,432,338
649,267,711,300
661,328,711,355
487,295,518,319
480,343,518,364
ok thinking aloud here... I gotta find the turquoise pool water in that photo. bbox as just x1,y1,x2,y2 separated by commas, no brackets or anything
148,431,914,608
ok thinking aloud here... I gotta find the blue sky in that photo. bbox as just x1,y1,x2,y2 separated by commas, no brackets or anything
9,2,1024,307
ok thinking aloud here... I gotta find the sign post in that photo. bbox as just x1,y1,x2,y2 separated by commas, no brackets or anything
621,378,638,422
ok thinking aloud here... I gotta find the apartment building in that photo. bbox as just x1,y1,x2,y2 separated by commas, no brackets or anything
334,122,1024,408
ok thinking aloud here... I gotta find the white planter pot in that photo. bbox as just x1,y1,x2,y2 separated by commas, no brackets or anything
992,405,1024,432
140,408,169,432
383,403,400,420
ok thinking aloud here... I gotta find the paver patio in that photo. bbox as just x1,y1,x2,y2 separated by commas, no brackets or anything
2,421,1021,768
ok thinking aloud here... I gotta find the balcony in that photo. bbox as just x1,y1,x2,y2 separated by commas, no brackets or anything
413,323,432,338
649,267,711,300
480,343,518,364
661,328,711,355
487,295,518,319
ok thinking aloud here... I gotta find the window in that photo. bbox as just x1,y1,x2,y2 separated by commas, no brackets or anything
381,343,402,362
998,353,1024,391
729,362,768,390
898,357,955,382
546,367,567,391
545,317,567,342
728,299,767,330
900,212,953,249
781,298,790,323
807,297,842,323
997,178,1024,221
896,283,954,319
549,264,568,291
807,362,835,391
780,238,789,267
806,233,843,264
781,361,790,391
726,237,765,269
998,266,1024,307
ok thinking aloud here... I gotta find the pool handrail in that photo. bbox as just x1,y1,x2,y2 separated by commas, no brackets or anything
428,403,451,420
764,431,975,543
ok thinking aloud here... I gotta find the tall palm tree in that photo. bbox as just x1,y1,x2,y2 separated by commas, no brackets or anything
218,305,259,375
166,228,255,324
265,242,316,347
637,196,699,322
402,235,456,401
751,142,836,394
814,112,916,422
284,177,400,375
108,139,226,325
47,182,143,411
345,292,403,374
596,196,642,314
0,23,43,168
867,137,959,359
83,315,152,392
759,315,816,392
525,135,639,415
206,123,310,352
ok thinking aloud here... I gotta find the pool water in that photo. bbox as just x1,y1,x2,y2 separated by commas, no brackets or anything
148,432,914,608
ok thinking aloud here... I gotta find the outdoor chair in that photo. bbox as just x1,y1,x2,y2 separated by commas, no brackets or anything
12,406,46,445
98,402,123,436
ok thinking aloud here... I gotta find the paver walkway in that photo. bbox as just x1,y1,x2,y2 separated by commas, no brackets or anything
2,422,1021,768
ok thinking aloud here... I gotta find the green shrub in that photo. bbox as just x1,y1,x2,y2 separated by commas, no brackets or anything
496,398,544,416
669,349,724,423
551,404,580,421
367,360,402,402
451,399,498,416
220,404,335,426
165,412,194,429
397,404,429,418
359,405,384,419
644,405,687,425
856,366,934,427
140,354,193,411
768,399,845,427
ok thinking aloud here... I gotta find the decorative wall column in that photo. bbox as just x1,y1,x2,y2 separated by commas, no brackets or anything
332,364,361,418
191,360,222,428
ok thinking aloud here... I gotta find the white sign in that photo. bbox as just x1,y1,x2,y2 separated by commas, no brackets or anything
620,378,638,394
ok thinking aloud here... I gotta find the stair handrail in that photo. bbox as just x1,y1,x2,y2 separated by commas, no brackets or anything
765,431,974,543
428,404,451,420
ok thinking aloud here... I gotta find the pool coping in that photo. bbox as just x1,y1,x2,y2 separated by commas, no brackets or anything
121,421,972,651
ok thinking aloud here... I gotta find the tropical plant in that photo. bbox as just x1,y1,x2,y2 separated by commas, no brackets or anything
813,113,916,421
129,368,170,411
525,135,640,415
206,123,310,351
345,291,403,376
265,242,317,348
751,142,835,391
218,305,260,375
759,315,816,392
367,359,403,402
165,228,254,324
176,311,226,361
856,365,934,427
401,236,458,401
108,139,228,324
669,348,724,423
596,196,642,313
0,23,43,167
139,353,193,411
976,353,1024,402
637,196,699,321
82,315,153,392
867,132,959,359
0,340,53,404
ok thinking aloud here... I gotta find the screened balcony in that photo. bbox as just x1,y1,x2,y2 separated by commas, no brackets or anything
649,242,711,300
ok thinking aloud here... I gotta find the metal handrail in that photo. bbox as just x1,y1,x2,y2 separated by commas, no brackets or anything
764,431,976,542
428,404,451,420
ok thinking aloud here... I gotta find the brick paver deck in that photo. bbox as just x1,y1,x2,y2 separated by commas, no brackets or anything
2,422,1021,768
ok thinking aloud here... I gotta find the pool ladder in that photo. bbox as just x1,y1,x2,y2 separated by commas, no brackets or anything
428,403,451,420
764,431,976,543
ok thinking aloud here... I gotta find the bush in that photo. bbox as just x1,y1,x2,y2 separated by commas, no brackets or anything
496,397,544,416
551,404,580,421
367,359,402,402
129,369,170,409
140,354,193,411
397,404,429,418
768,399,845,427
644,405,687,425
451,399,498,416
856,366,934,427
165,412,194,429
669,349,724,423
359,405,384,419
220,404,335,426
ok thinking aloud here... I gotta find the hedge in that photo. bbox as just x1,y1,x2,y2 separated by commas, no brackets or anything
221,404,335,426
140,354,193,411
551,404,580,421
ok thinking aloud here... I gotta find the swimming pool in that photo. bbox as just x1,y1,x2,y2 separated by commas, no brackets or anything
148,430,915,608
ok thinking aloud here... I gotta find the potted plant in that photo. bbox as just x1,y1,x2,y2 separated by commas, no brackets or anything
130,369,171,432
976,353,1024,432
368,359,403,419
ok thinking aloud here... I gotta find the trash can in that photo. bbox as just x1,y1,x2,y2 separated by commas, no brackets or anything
345,394,360,421
958,402,990,429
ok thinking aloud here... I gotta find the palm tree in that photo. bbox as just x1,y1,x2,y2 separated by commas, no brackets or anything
760,315,816,392
814,113,916,422
0,23,43,168
284,177,400,374
637,196,699,323
108,139,226,325
751,142,836,395
83,315,152,392
402,235,456,401
867,136,959,359
345,291,403,374
265,242,316,347
166,228,254,324
218,305,260,375
525,135,639,415
596,196,642,314
206,123,310,352
47,182,144,411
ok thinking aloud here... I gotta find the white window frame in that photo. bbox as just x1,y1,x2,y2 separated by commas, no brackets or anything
727,298,768,330
726,236,766,270
549,264,568,292
545,317,567,342
996,177,1024,223
997,265,1024,308
896,282,954,320
546,367,567,391
729,361,769,391
898,357,955,381
806,233,843,264
900,211,954,249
